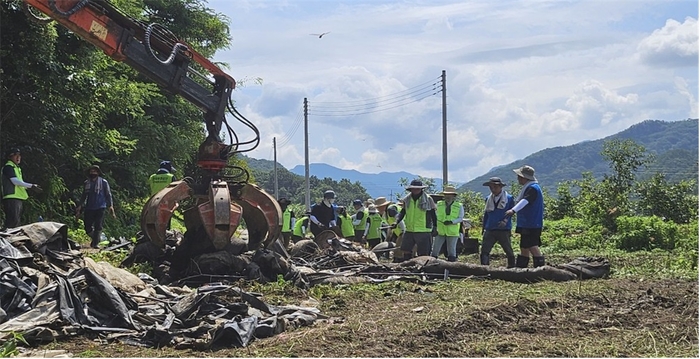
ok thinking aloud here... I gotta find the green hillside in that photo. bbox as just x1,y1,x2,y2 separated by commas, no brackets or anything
458,119,698,195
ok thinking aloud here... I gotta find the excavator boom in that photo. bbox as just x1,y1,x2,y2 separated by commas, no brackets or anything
24,0,282,252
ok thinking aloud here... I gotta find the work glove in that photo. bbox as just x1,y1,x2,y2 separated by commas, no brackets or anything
443,220,452,225
31,184,43,193
431,228,438,237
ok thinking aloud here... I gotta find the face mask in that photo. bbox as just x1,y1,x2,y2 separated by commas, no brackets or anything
89,173,98,179
327,198,335,204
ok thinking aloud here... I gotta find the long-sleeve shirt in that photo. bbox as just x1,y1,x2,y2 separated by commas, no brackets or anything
79,177,113,210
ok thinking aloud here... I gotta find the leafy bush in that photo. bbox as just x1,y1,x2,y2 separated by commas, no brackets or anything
542,218,606,251
611,215,679,251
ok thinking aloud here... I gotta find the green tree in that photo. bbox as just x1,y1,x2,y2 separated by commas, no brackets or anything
0,0,234,235
635,173,698,224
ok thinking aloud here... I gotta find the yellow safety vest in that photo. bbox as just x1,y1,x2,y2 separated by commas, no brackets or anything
339,213,355,238
282,207,293,233
149,173,175,195
404,197,431,233
385,204,403,236
366,213,383,240
2,161,28,200
436,200,461,236
353,209,368,231
293,216,309,237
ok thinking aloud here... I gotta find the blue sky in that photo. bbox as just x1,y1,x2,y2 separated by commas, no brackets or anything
205,0,698,185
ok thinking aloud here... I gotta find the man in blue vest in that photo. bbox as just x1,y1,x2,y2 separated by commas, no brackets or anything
1,147,41,229
480,177,516,267
149,161,177,196
76,165,116,248
505,165,545,268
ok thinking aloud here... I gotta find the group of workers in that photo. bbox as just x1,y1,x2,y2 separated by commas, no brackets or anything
277,164,545,268
3,146,544,268
2,147,175,249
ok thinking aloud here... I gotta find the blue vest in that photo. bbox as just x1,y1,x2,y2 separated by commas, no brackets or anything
483,194,514,231
516,183,544,229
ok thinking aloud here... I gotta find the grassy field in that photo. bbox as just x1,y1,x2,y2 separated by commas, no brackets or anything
31,248,698,358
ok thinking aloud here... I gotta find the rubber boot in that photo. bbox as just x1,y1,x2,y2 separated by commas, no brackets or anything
533,256,545,268
447,256,457,262
90,230,101,249
515,255,530,268
506,255,516,268
480,253,490,266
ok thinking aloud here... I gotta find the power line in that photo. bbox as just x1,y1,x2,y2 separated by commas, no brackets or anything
278,106,304,148
309,90,438,117
311,81,440,110
312,75,441,104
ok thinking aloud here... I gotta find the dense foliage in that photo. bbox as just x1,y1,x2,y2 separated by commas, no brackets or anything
0,0,247,236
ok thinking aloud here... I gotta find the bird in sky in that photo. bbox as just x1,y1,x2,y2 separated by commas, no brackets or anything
310,32,330,38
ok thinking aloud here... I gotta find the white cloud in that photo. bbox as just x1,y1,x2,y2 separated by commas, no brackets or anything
637,17,698,67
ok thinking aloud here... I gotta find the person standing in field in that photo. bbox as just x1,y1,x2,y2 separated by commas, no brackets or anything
431,185,464,262
1,147,41,229
75,165,116,249
351,199,368,245
278,197,296,248
480,177,516,267
505,165,545,268
393,179,437,261
310,190,337,237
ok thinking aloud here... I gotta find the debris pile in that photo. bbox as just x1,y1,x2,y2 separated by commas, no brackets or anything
0,222,610,349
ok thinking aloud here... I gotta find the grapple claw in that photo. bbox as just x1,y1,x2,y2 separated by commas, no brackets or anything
233,183,282,250
141,180,192,248
198,181,242,250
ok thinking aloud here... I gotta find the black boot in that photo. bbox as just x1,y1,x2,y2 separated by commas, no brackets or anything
515,255,529,268
506,255,516,268
90,230,102,249
533,256,545,268
447,256,457,262
480,253,490,266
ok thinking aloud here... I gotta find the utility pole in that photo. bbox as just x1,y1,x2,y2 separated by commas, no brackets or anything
441,70,448,187
304,98,311,212
273,137,278,200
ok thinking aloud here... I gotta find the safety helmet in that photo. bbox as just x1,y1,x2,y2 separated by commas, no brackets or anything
323,190,336,199
5,147,20,159
159,160,175,172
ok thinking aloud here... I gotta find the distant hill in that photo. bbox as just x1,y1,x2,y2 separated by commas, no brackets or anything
290,163,423,199
458,119,699,196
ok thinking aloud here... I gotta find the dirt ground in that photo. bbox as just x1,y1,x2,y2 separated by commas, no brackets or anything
33,277,698,358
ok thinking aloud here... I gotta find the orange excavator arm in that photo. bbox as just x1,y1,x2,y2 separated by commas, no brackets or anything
25,0,234,153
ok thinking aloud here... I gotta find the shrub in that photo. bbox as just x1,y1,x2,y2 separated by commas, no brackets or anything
542,218,606,251
611,215,679,251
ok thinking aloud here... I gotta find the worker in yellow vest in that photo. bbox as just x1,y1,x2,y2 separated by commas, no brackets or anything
279,197,296,248
351,199,368,245
148,161,177,196
362,205,384,249
337,206,356,239
393,179,437,262
292,212,311,243
2,147,41,229
431,185,464,262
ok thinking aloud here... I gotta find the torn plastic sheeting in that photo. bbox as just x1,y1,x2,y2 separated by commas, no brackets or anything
5,222,71,251
211,316,258,348
0,258,37,317
0,236,32,260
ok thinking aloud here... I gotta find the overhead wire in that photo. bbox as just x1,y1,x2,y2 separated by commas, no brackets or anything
310,89,440,117
312,75,441,104
308,79,442,117
277,106,305,148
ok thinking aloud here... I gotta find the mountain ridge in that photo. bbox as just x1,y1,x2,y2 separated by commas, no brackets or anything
245,118,698,198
